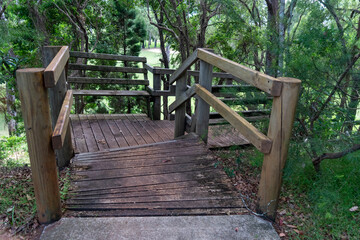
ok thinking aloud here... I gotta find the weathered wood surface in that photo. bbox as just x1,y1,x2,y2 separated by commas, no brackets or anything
69,114,249,153
197,49,283,96
66,134,245,216
169,50,198,84
195,84,272,153
52,90,73,149
67,77,149,86
68,64,146,73
16,68,61,224
72,90,150,96
44,46,69,88
70,51,147,62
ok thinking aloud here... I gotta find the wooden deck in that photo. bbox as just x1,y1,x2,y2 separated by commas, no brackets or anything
70,114,249,153
66,134,245,217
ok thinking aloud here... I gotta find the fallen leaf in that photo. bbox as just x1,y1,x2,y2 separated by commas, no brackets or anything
287,224,297,229
235,227,239,232
279,233,286,237
349,206,358,212
279,210,286,215
294,229,304,235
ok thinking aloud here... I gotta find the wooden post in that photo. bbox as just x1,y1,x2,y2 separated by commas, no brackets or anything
174,74,187,138
257,77,301,220
153,73,161,120
43,46,74,167
195,60,213,143
16,68,62,224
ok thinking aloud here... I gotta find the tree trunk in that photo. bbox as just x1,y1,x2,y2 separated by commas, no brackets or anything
265,0,279,77
5,82,16,135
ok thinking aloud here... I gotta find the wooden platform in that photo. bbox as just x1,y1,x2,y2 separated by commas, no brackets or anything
66,134,245,217
70,114,249,153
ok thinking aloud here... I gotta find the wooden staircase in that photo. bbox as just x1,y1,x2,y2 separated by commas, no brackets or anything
65,134,245,217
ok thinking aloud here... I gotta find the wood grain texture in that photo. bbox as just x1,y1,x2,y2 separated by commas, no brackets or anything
197,49,283,96
174,74,187,138
257,77,301,220
195,84,272,153
169,85,196,113
44,46,69,88
72,90,150,96
68,63,146,74
16,68,61,224
52,90,73,149
67,77,149,86
70,51,146,62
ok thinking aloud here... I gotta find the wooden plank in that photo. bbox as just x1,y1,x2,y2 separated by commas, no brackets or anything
137,120,164,142
147,120,172,141
68,63,146,73
121,119,147,145
195,84,272,153
197,49,283,96
44,46,69,88
152,73,161,120
72,90,150,96
87,115,109,151
43,46,73,167
143,63,154,73
113,118,139,146
174,74,187,138
95,115,120,149
209,116,269,125
77,115,98,152
16,68,61,224
258,77,301,220
70,51,146,62
105,116,129,148
52,90,73,149
67,77,149,85
212,85,259,93
131,120,156,144
196,60,213,143
70,115,88,153
170,50,198,84
169,85,196,113
221,97,272,105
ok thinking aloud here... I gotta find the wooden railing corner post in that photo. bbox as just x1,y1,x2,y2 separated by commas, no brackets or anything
195,60,213,143
43,46,74,167
16,68,62,224
257,77,301,220
174,73,187,138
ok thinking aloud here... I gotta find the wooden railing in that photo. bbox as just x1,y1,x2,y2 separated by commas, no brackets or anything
169,48,301,220
16,46,75,224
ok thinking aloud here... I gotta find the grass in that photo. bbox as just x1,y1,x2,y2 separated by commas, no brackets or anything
0,113,8,137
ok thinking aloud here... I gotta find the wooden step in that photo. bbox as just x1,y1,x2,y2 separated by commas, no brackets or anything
68,77,149,86
72,90,150,97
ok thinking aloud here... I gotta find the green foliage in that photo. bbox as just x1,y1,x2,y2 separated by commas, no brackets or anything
0,135,29,167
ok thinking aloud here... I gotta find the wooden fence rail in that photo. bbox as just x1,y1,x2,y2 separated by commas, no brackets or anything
171,48,301,220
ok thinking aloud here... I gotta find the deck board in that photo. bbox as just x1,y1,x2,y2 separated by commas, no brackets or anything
70,114,249,153
66,134,245,217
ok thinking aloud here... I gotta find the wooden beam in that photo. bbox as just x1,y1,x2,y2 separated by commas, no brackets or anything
174,74,187,138
70,51,147,62
195,60,213,143
257,77,301,220
43,46,74,167
44,46,69,88
169,85,196,113
152,73,161,120
197,49,283,96
72,90,150,96
195,84,272,153
67,77,149,85
52,90,73,149
169,50,198,84
68,64,146,74
16,68,61,224
144,63,154,73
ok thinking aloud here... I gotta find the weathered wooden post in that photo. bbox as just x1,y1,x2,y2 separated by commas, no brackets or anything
16,68,62,224
257,77,301,220
195,60,213,143
153,72,161,120
43,46,74,167
174,73,187,138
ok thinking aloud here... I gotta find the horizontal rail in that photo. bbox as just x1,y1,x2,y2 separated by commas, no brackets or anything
195,84,272,153
209,115,270,125
197,49,283,96
72,90,150,97
67,77,149,86
70,51,147,62
44,46,69,88
52,90,73,149
209,109,271,118
68,64,146,73
169,85,197,113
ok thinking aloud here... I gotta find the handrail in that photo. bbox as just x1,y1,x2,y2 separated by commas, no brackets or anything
52,90,73,149
195,84,272,153
169,49,199,84
70,51,147,62
44,46,69,88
